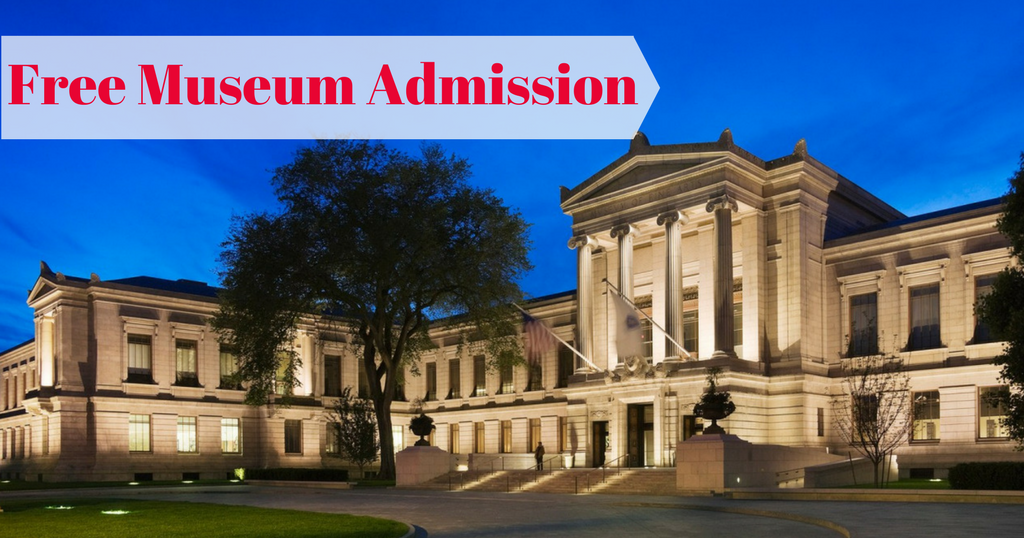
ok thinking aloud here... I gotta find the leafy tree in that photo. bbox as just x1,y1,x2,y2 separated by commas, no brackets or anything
977,153,1024,447
213,140,532,479
831,354,911,487
329,387,380,477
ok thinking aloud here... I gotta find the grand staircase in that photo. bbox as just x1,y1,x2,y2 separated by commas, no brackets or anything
410,467,678,496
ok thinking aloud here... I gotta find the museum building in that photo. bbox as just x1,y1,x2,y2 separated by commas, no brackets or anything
1,130,1020,483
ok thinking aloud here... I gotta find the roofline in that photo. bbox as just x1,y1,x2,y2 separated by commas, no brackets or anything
825,197,1004,247
0,338,34,358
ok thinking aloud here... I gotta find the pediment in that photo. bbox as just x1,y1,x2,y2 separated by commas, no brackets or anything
587,162,700,200
27,278,57,305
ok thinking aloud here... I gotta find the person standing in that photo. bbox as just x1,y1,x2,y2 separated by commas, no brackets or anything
534,441,546,470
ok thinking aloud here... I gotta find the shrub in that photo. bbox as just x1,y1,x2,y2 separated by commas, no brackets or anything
244,468,349,482
948,462,1024,490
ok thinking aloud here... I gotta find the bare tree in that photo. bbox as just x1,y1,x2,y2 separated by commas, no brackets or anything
831,354,912,487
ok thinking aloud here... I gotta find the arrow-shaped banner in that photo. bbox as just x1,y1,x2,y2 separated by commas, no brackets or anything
2,36,659,140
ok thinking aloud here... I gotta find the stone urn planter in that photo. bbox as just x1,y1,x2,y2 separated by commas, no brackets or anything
409,413,435,446
693,367,735,435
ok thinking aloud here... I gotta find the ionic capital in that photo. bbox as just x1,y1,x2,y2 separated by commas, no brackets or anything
568,235,595,250
706,194,738,213
609,224,638,240
656,210,688,227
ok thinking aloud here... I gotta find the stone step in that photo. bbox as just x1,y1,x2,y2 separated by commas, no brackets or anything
411,468,678,496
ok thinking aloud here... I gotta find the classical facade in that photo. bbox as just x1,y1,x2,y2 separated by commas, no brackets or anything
1,130,1020,482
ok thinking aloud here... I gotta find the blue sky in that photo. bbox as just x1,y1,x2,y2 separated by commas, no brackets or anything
2,1,1023,350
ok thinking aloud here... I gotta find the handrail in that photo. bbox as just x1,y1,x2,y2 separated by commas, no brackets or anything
592,453,632,485
538,454,562,472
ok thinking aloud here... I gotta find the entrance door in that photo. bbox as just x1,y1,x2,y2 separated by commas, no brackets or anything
591,421,608,467
627,404,654,467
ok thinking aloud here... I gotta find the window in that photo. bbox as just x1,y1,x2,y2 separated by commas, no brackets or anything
175,339,199,387
219,345,240,389
681,415,704,441
326,422,340,454
449,423,460,454
849,293,878,357
447,359,461,399
852,394,879,442
912,391,940,441
275,354,291,396
324,355,341,397
499,420,512,453
221,418,241,454
425,362,437,401
973,275,997,344
473,355,486,397
526,362,542,392
473,422,485,453
558,416,568,452
129,414,151,452
498,363,513,395
635,295,653,360
528,418,541,451
817,407,825,437
556,345,574,389
979,386,1010,439
908,284,941,350
683,286,699,356
177,416,197,453
127,335,152,382
284,419,302,454
392,425,404,452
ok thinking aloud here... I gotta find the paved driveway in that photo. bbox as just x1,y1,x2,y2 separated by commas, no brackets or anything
5,485,1024,537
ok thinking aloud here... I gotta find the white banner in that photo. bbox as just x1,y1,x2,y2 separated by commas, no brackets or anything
1,36,659,139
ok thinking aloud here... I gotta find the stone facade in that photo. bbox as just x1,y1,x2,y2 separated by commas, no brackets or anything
2,131,1021,483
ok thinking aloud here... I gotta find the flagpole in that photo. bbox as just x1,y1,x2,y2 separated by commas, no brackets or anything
511,303,603,373
602,279,693,360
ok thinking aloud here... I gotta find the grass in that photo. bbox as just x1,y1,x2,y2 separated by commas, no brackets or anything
0,498,408,538
0,479,241,492
843,478,951,489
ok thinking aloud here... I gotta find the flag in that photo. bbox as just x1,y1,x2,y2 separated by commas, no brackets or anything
522,312,557,364
612,293,644,359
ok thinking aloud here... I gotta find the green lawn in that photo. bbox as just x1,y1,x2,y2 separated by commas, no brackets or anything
0,499,408,538
0,479,241,492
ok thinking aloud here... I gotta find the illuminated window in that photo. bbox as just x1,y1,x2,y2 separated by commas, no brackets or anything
635,295,653,360
177,416,197,453
324,355,341,397
973,275,997,344
682,286,698,356
474,422,485,453
558,416,568,452
129,414,151,453
127,335,152,383
449,423,460,454
392,425,404,453
175,340,199,387
557,345,574,388
357,359,370,399
979,386,1009,439
912,391,940,441
284,419,302,454
528,418,541,451
499,420,512,453
473,355,486,397
219,345,241,389
221,418,241,454
908,284,941,350
275,354,291,396
447,359,461,399
498,363,513,395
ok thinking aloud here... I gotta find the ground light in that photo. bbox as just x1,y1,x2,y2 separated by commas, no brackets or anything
101,510,131,515
45,506,75,510
128,482,139,486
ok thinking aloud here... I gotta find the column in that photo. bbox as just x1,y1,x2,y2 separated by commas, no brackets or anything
568,235,595,372
39,315,55,388
741,210,766,362
707,195,738,358
657,211,688,360
610,225,636,366
609,224,637,300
